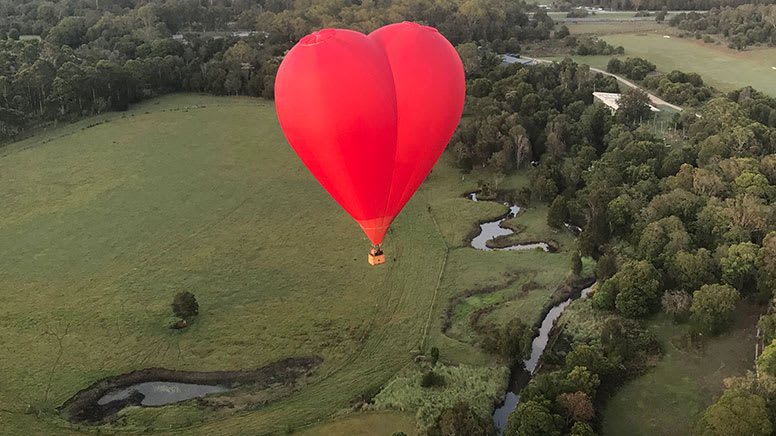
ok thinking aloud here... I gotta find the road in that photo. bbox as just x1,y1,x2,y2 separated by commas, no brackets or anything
522,56,683,112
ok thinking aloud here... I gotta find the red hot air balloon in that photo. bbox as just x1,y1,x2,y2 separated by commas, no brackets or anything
275,22,465,264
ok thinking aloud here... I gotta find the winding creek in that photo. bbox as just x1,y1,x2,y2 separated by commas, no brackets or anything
467,192,593,434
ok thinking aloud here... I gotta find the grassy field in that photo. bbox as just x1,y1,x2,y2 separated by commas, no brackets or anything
565,20,665,36
558,296,761,436
294,412,417,436
600,34,776,96
600,303,760,436
0,94,577,435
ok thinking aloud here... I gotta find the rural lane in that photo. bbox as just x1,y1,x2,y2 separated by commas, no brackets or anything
522,56,684,112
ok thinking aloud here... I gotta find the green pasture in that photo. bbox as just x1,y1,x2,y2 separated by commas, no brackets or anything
565,20,665,35
0,94,577,435
600,303,760,436
558,295,760,436
601,34,776,96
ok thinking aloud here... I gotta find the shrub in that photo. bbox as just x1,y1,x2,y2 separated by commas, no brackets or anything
430,347,440,365
420,370,445,388
172,291,199,319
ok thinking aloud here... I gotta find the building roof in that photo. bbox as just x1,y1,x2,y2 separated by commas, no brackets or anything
593,91,660,112
501,54,535,67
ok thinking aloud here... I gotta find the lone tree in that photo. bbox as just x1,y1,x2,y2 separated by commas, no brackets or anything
172,291,199,320
571,252,583,276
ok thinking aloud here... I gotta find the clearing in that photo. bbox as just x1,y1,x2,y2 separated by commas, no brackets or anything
0,94,577,435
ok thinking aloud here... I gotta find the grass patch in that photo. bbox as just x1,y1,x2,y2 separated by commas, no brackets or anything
368,364,509,427
0,93,580,435
600,33,776,96
293,412,417,436
0,94,454,435
565,20,665,35
601,302,761,436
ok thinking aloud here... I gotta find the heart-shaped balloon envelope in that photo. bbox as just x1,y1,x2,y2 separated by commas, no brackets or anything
275,22,465,246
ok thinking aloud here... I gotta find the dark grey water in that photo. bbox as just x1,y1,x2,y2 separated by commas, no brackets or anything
491,284,594,432
97,382,228,407
467,191,593,434
468,193,548,252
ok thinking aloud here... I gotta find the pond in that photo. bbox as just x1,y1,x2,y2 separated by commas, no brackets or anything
98,381,228,407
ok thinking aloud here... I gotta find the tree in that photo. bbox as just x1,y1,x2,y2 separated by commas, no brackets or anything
505,399,563,436
698,389,772,436
456,42,480,76
721,242,760,293
758,313,776,343
470,78,492,97
571,252,583,276
638,216,691,269
566,366,600,397
690,284,740,334
556,392,594,424
616,87,652,126
47,17,86,48
547,196,568,229
669,249,718,293
565,344,611,376
757,339,776,377
661,290,693,322
609,260,662,318
427,402,494,436
8,28,20,40
757,232,776,296
570,422,598,436
594,254,617,280
172,291,199,319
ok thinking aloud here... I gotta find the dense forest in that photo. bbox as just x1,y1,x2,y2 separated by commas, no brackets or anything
0,0,554,141
448,39,776,434
669,5,776,48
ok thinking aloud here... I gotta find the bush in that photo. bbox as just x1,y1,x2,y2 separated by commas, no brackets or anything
172,291,199,319
427,402,494,436
420,370,445,388
430,347,440,365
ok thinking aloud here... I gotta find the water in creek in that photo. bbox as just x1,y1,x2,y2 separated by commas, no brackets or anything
97,382,228,407
491,284,595,433
468,193,548,252
467,191,592,434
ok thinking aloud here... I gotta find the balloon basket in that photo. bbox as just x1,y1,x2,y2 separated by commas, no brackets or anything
368,247,385,266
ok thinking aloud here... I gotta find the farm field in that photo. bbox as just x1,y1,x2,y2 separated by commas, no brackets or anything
565,20,665,35
0,94,576,435
600,34,776,96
